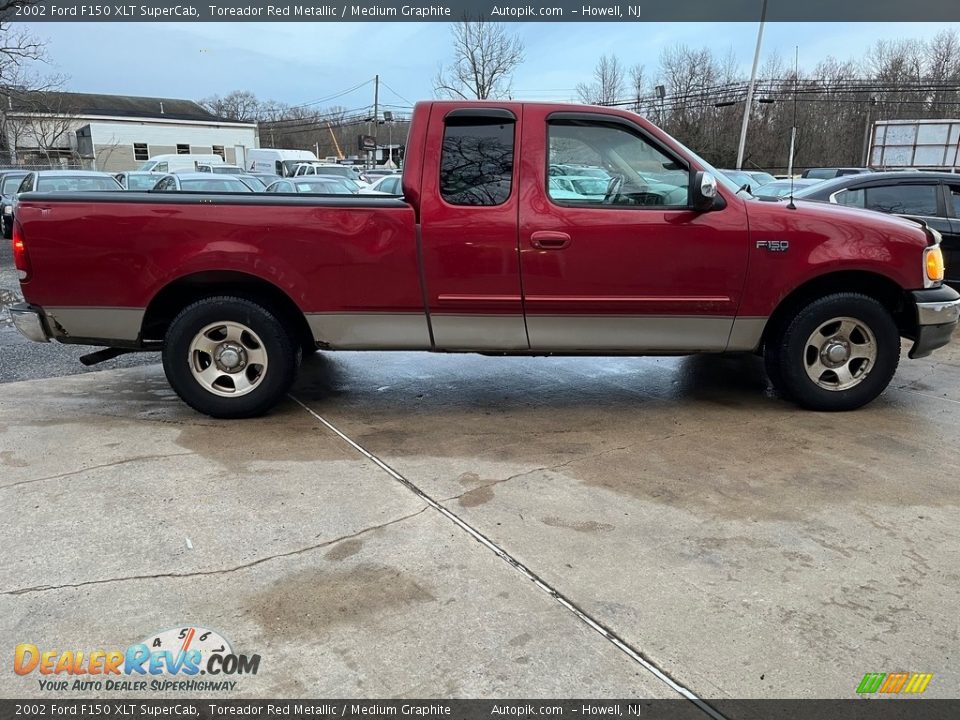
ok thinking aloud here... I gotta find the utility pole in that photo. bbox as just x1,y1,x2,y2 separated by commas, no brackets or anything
736,0,768,170
861,96,877,166
371,74,379,169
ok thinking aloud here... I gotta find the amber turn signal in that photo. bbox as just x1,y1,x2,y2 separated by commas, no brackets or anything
925,246,944,283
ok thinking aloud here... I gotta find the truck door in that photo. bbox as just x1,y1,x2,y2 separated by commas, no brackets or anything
418,106,528,350
517,105,751,352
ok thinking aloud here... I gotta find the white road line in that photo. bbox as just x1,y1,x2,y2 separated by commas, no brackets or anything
289,394,727,720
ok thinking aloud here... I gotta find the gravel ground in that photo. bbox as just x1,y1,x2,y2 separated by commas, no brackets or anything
0,240,158,383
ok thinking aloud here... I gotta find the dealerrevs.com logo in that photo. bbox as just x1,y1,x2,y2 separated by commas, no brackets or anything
14,626,261,692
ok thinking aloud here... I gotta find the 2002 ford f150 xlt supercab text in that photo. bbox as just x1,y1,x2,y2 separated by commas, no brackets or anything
9,101,960,418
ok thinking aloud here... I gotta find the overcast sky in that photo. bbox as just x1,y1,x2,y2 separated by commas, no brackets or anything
20,21,960,110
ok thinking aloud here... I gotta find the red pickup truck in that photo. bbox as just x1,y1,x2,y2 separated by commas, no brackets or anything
9,101,960,418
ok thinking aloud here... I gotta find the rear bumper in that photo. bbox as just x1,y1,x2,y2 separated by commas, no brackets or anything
9,303,51,343
909,287,960,359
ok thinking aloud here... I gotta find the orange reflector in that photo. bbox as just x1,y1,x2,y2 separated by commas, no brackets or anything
926,246,944,283
11,222,31,282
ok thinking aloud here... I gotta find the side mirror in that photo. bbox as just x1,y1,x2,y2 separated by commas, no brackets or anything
692,171,719,212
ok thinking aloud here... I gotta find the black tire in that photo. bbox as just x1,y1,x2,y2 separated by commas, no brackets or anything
763,317,794,401
765,293,900,411
162,296,299,419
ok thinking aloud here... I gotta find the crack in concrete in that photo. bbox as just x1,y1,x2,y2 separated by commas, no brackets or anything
439,442,672,503
0,452,197,491
0,506,429,597
289,395,725,720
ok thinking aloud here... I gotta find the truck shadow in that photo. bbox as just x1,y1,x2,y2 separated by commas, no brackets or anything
293,350,777,413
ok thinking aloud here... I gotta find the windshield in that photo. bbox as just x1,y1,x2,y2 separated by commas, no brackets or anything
126,174,162,190
1,175,26,194
570,178,609,195
180,178,251,192
36,176,121,192
238,176,267,190
294,180,356,193
721,170,756,189
671,140,749,196
211,166,243,175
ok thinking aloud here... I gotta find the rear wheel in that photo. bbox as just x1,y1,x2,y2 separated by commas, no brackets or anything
162,297,299,418
765,293,900,411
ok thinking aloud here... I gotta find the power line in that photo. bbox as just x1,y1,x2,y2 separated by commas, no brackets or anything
286,79,374,110
379,80,415,108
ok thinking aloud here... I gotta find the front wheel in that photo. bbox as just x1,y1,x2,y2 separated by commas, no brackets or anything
765,293,900,411
162,296,299,418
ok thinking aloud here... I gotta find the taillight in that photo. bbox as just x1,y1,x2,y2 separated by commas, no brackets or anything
12,221,30,282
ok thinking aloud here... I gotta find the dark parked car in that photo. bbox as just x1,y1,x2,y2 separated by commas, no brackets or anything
115,171,166,190
7,171,121,238
1,170,30,239
151,173,252,193
794,171,960,287
801,167,873,180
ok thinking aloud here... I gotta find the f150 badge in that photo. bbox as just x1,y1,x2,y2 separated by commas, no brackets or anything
757,240,790,252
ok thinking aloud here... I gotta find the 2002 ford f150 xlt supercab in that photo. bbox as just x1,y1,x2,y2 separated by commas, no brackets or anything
9,100,960,418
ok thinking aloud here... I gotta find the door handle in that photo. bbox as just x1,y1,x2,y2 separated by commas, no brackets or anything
530,231,571,249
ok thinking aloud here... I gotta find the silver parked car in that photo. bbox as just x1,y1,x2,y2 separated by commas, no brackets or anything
265,177,360,194
151,173,253,192
115,171,167,190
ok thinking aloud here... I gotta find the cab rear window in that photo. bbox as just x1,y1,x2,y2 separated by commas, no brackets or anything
439,118,514,206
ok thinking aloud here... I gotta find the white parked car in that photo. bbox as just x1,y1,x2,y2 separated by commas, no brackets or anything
367,174,403,195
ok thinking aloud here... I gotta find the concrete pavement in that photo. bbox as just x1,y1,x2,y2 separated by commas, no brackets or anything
1,340,958,705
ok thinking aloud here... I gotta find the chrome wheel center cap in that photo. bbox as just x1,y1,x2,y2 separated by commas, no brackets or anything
216,343,246,372
823,341,850,366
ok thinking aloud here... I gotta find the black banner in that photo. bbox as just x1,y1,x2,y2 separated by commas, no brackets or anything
3,0,960,22
2,700,960,720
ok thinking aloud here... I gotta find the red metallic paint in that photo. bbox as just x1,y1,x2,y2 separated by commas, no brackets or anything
15,100,932,343
17,200,424,314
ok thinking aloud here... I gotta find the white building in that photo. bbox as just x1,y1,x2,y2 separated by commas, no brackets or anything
1,90,258,172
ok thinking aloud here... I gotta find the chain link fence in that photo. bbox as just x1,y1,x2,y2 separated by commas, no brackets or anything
0,152,87,171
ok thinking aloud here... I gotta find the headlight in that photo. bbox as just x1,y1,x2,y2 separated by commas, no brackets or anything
3,205,11,215
925,245,944,286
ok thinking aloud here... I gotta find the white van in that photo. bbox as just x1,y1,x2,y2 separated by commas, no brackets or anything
246,149,319,177
137,154,225,173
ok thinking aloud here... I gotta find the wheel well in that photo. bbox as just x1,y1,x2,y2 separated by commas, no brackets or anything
761,271,914,348
141,272,313,348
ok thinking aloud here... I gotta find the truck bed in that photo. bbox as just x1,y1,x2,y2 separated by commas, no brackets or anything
14,191,425,346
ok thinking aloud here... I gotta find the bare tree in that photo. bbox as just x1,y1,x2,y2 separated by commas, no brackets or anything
629,63,646,113
434,20,524,100
576,54,625,106
0,88,78,166
199,90,265,122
